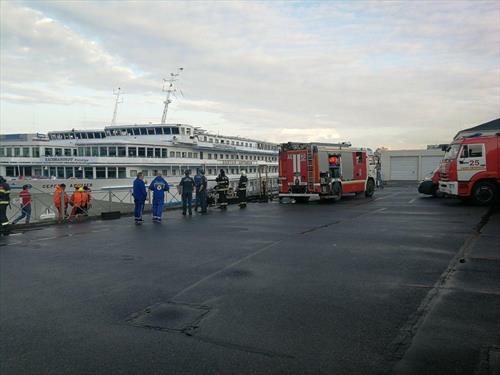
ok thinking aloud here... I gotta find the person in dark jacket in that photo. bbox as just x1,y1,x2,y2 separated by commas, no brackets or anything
215,169,229,209
193,169,202,212
179,170,195,215
132,172,147,224
0,176,11,235
238,170,248,208
149,172,169,222
198,170,208,214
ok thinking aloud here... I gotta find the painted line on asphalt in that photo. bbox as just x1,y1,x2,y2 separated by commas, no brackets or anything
172,240,283,300
408,198,417,204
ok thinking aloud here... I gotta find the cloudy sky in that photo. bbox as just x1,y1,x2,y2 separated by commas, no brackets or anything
1,0,499,149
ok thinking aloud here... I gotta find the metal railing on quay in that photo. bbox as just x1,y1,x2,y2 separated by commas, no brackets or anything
6,184,183,226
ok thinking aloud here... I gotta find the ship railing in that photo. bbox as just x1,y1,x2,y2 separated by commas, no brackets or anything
6,184,183,226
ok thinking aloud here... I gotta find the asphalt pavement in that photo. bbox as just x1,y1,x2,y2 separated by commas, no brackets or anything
1,185,498,375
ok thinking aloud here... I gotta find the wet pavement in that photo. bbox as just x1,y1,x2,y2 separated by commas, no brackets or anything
1,185,499,374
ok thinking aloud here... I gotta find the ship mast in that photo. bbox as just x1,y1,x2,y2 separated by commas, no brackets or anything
161,67,183,124
111,88,123,126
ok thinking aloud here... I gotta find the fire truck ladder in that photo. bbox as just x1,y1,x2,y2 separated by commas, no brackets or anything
307,147,314,193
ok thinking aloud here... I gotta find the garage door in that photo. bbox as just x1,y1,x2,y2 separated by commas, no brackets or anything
390,156,418,180
421,156,443,178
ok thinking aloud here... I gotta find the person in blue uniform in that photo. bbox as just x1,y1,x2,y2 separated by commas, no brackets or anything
149,172,169,222
132,172,147,224
179,170,195,215
193,169,202,212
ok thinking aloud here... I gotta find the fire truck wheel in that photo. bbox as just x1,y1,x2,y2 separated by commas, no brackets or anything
365,179,375,198
472,181,498,206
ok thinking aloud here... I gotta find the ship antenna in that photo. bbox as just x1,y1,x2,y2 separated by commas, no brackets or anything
111,88,123,126
161,67,183,124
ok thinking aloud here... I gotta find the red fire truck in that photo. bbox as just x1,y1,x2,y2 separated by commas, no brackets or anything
439,118,499,205
278,142,376,202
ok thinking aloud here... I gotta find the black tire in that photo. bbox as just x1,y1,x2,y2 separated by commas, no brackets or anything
365,179,375,197
332,182,342,201
471,181,498,206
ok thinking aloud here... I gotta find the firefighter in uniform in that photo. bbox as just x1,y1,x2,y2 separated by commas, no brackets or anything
215,169,230,209
198,170,208,214
149,172,169,222
179,170,195,215
237,170,248,208
193,169,202,212
0,176,11,235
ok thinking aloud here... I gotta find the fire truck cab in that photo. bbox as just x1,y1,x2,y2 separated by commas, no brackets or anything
279,142,376,202
439,118,500,205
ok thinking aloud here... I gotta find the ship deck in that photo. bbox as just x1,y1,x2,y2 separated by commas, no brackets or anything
1,185,499,374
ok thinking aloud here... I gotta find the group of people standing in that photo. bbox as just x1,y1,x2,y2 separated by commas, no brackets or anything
132,168,248,225
53,183,92,223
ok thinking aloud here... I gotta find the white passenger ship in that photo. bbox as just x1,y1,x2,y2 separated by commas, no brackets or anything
0,124,279,195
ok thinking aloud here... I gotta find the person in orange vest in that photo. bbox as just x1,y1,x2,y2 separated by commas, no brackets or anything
70,185,87,218
53,184,69,223
82,186,92,216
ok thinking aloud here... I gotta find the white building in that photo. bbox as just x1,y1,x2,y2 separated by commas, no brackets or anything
380,148,445,181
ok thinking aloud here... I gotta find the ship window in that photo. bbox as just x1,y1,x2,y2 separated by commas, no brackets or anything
232,141,235,145
64,148,72,156
118,147,126,157
155,127,163,135
182,152,186,158
181,128,185,135
124,129,131,136
171,127,180,135
147,148,154,158
105,130,111,136
231,154,234,159
95,132,102,139
131,128,139,135
161,149,167,158
164,127,171,135
100,147,108,157
0,148,4,157
65,167,74,178
220,154,223,159
128,147,137,157
108,167,117,178
45,148,53,156
208,153,212,159
23,147,30,157
84,147,90,156
142,170,149,176
162,169,169,176
172,168,177,176
209,138,213,143
215,139,219,143
204,136,207,141
130,169,137,177
118,167,126,178
96,167,106,179
186,128,191,135
214,154,217,159
109,147,117,157
78,148,83,156
32,147,40,157
138,147,146,157
84,167,93,179
188,152,192,158
147,128,155,135
91,147,99,156
176,152,181,158
193,153,198,159
53,148,61,156
13,148,20,157
221,140,224,144
170,151,175,157
86,133,94,139
140,128,147,135
236,142,240,146
155,148,161,158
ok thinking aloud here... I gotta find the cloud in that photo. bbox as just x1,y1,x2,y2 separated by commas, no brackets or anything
0,0,499,148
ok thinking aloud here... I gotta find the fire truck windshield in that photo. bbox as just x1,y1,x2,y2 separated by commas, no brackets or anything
443,144,460,160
